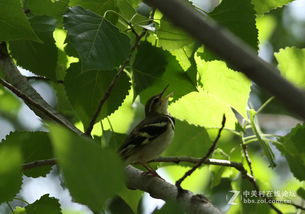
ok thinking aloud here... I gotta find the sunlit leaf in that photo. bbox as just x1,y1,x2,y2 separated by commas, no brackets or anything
169,91,237,129
157,18,193,50
277,124,305,181
275,47,305,88
0,144,22,203
251,0,292,14
196,56,251,119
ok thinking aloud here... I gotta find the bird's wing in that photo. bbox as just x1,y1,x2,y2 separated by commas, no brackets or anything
118,114,175,156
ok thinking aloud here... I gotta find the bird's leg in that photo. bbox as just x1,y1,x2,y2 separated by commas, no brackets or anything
140,163,164,180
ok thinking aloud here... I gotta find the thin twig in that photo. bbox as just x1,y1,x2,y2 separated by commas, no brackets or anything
175,115,226,189
0,78,81,134
154,157,299,213
6,202,14,214
256,96,274,115
241,133,254,176
21,156,305,212
22,159,56,170
26,76,64,84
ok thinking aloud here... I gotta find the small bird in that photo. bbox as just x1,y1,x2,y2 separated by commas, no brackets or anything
118,86,175,175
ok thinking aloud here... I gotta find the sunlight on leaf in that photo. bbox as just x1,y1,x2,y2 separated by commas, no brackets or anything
275,47,305,88
169,91,237,128
196,55,251,119
0,145,22,203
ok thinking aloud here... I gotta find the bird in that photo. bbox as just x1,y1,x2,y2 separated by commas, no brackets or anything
118,86,175,176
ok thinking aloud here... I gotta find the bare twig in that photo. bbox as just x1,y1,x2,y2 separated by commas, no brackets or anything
154,157,303,212
175,115,226,189
22,159,56,170
0,42,82,135
22,156,305,212
151,157,243,169
241,134,254,176
26,76,64,84
0,78,81,135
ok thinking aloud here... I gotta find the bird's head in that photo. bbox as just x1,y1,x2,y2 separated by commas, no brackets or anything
145,86,173,116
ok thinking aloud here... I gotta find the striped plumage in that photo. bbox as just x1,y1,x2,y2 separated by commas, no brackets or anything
118,86,175,166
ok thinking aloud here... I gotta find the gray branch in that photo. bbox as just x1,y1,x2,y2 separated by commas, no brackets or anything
125,165,222,214
144,0,305,120
0,43,82,135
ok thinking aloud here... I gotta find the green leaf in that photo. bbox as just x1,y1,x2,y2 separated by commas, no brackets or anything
133,42,168,96
157,18,193,50
117,0,148,34
64,63,130,129
210,0,258,51
276,124,305,181
25,194,62,214
153,201,184,214
0,86,21,114
275,47,305,88
108,196,135,214
165,119,211,157
9,16,58,80
1,131,54,177
49,124,124,212
196,57,251,119
101,130,126,151
0,0,40,42
168,43,194,71
14,207,26,214
134,43,196,103
249,110,276,168
26,0,68,18
64,6,130,71
251,0,292,14
168,91,237,128
0,144,22,203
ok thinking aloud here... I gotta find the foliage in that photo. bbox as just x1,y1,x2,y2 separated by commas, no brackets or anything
0,0,305,213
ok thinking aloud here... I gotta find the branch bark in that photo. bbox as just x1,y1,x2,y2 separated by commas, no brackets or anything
144,0,305,120
125,165,222,214
0,43,82,135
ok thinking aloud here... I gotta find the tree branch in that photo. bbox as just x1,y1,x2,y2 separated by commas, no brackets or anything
175,115,226,189
144,0,305,121
125,165,222,214
22,159,56,170
0,42,82,135
22,158,222,214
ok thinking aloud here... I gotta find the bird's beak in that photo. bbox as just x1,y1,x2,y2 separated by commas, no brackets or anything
159,85,173,100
